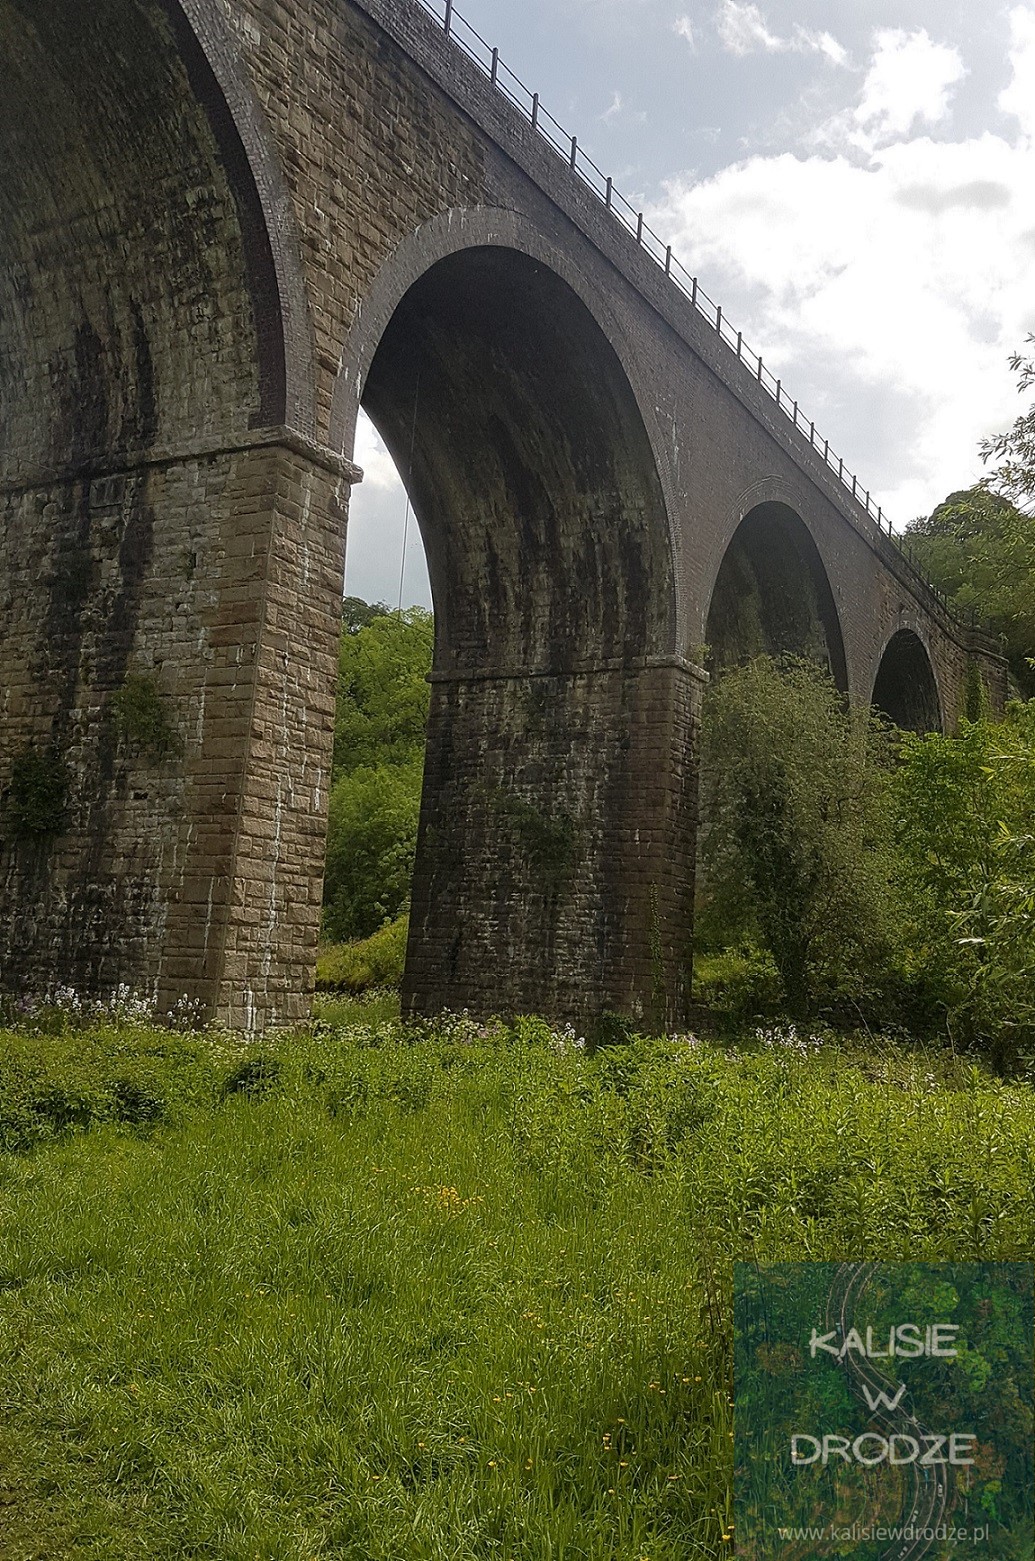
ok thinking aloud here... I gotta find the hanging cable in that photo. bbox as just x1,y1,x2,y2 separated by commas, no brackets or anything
397,371,420,613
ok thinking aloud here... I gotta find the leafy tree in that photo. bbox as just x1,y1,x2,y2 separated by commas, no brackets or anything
892,705,1035,1070
331,605,434,780
904,486,1035,696
980,335,1035,513
341,596,392,633
322,758,424,942
698,657,896,1016
322,602,434,943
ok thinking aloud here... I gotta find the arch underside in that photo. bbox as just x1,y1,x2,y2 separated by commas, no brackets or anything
362,246,674,673
705,501,848,690
872,629,942,732
358,246,691,1023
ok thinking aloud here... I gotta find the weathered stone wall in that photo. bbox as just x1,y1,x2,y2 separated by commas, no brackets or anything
0,0,344,1021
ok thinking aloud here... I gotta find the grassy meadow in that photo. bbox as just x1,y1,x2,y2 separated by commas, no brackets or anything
2,1005,1035,1558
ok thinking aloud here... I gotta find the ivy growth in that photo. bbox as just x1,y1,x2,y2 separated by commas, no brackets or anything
501,794,579,889
7,749,70,838
111,675,182,763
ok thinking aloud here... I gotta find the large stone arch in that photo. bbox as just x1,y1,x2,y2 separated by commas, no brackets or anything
704,496,848,691
0,0,333,1021
335,223,696,1025
871,627,944,733
333,205,686,646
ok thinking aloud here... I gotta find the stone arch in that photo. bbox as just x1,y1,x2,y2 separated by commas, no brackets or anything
334,206,684,658
0,0,314,1006
871,628,943,732
360,243,676,670
704,499,848,691
166,0,317,436
335,225,692,1025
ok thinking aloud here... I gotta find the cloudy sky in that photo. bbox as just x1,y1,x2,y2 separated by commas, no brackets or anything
345,0,1035,609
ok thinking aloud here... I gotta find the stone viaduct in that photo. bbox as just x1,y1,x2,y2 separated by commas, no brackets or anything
0,0,1006,1030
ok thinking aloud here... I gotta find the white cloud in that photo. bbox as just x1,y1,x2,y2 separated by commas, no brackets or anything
714,1,846,65
999,5,1035,140
353,410,403,491
673,14,695,48
799,27,848,69
346,412,431,608
715,0,782,55
601,90,623,121
646,131,1035,523
848,29,966,149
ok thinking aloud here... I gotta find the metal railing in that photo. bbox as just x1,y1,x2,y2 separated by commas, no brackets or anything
413,0,970,626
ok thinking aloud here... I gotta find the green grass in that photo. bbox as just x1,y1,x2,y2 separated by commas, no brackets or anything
316,916,408,995
1,1015,1034,1558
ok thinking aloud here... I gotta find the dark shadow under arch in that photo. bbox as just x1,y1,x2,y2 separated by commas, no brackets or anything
705,501,848,690
360,245,676,672
872,629,943,732
0,0,283,473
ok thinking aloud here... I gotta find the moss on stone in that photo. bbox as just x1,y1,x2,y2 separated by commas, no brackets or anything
7,749,69,837
111,675,182,763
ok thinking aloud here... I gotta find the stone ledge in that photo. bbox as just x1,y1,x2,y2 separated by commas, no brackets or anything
0,426,360,498
427,655,709,684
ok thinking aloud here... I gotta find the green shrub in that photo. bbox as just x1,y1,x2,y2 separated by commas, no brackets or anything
316,914,409,992
699,656,898,1016
893,705,1035,1069
322,762,422,940
0,1024,225,1152
219,1054,282,1100
693,946,782,1019
111,674,182,761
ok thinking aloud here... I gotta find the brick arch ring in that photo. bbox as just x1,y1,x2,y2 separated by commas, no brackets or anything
162,0,317,438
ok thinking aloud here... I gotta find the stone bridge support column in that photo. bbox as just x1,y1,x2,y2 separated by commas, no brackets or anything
0,432,352,1031
156,435,353,1030
402,657,704,1034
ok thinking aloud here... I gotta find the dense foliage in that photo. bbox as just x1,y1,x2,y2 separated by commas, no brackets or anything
699,656,1035,1068
893,703,1035,1069
3,1010,1035,1557
322,604,433,942
332,602,434,777
698,657,896,1016
904,486,1035,696
316,913,409,992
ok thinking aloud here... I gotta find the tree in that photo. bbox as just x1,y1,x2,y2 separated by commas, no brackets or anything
698,657,896,1016
904,486,1035,697
979,335,1035,514
331,606,434,780
341,596,393,633
892,705,1035,1070
322,602,434,942
322,758,424,942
